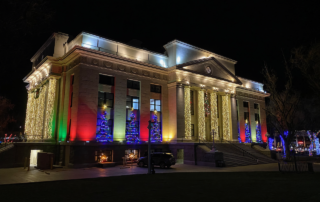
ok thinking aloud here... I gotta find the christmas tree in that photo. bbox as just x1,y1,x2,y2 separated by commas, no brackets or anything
204,91,210,116
244,121,251,143
96,111,112,142
256,123,262,143
151,113,162,142
126,111,140,143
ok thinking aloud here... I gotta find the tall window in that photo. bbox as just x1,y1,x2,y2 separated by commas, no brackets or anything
244,112,249,122
127,80,140,90
150,84,161,93
243,101,249,108
126,97,139,110
150,99,161,112
98,92,114,108
254,103,259,109
99,74,114,86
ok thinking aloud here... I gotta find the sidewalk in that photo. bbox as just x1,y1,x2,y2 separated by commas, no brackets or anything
0,163,283,185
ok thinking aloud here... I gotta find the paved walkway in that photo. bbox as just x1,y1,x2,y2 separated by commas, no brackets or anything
0,163,282,185
2,163,320,185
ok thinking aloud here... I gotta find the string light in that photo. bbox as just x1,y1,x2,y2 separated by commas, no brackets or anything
184,86,191,139
44,79,57,139
256,121,262,143
222,94,231,140
204,90,210,116
151,112,162,142
126,110,140,143
198,89,205,140
35,85,46,138
268,137,274,150
96,110,113,142
244,120,251,143
210,91,218,140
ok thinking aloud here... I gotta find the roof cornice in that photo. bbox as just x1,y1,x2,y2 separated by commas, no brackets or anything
163,39,237,64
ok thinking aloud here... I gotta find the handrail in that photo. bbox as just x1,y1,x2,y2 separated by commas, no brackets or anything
224,140,258,161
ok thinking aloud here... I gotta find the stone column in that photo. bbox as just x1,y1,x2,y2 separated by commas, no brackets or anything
168,83,177,141
222,93,231,141
184,86,191,139
113,75,127,142
249,101,257,142
210,91,219,140
230,95,238,142
198,89,205,140
177,85,185,139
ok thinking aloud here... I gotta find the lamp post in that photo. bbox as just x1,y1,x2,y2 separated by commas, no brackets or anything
147,120,152,174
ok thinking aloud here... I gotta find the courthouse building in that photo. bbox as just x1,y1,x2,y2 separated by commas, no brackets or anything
20,32,269,167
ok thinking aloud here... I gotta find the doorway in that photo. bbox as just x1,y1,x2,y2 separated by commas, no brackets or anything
30,150,42,166
177,149,184,164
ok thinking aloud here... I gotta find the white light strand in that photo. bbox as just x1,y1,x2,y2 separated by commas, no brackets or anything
44,79,57,139
198,90,205,140
35,85,47,138
24,92,33,136
222,94,231,140
184,86,191,140
210,92,219,140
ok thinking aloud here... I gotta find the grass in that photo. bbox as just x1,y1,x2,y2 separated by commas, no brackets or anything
1,172,320,202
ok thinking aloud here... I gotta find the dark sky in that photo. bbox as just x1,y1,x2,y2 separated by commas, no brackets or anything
1,0,319,129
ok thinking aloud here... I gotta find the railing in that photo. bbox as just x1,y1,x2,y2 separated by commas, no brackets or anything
224,140,258,161
199,139,214,151
278,162,313,172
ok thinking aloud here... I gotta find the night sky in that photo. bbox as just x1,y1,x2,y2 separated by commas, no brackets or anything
1,1,319,130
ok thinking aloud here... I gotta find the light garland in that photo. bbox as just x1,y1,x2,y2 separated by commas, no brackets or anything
125,110,140,143
198,89,205,140
210,91,218,140
256,122,262,143
222,94,230,140
150,112,162,142
24,92,33,136
204,91,210,116
268,137,274,150
44,79,57,139
96,110,113,142
35,85,46,138
184,86,191,139
244,120,251,143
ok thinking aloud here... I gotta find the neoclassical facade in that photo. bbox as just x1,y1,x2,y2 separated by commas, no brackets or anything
22,32,269,165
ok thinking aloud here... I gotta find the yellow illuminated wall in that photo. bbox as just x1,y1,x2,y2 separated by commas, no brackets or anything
184,86,191,139
198,90,205,140
44,78,57,139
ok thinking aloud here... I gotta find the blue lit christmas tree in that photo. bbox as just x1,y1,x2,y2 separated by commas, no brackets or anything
96,111,112,142
126,111,140,143
244,121,251,143
256,123,262,143
151,113,162,142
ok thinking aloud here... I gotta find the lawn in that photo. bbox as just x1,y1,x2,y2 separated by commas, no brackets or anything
1,172,320,201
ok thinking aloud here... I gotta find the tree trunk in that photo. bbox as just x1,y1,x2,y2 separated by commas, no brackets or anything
285,141,291,160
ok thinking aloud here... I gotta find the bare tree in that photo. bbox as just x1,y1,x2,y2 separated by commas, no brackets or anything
263,63,302,158
0,97,15,131
292,42,320,96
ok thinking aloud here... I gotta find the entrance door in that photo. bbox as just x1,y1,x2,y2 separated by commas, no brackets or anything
30,150,42,166
176,149,184,164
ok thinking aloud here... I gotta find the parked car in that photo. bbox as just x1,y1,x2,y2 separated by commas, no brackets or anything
137,152,175,168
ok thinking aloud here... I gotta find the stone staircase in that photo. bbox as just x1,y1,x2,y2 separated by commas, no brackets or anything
0,143,14,154
202,142,277,167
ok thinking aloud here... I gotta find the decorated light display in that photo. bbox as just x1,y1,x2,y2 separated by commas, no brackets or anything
210,91,219,140
151,112,162,142
256,122,262,143
44,78,57,139
244,120,251,143
125,111,140,143
96,111,113,142
315,138,320,155
198,90,205,140
100,153,108,162
184,86,191,139
307,131,316,156
204,91,210,116
222,94,231,140
268,137,274,150
280,135,286,157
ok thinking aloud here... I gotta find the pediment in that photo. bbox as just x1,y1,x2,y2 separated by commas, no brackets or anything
176,57,242,84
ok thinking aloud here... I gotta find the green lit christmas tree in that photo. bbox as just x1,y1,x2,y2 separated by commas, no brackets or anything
151,113,162,142
126,111,140,143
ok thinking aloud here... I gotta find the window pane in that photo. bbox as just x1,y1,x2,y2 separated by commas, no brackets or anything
133,98,139,103
156,105,161,111
133,103,139,110
150,105,154,111
155,100,161,106
150,99,154,105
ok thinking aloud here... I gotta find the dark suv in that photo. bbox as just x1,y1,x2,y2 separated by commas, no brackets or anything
137,152,175,168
